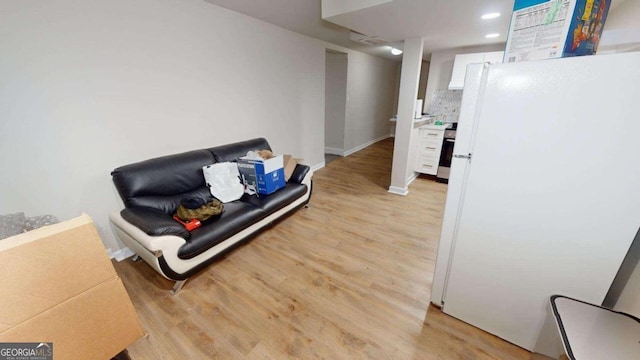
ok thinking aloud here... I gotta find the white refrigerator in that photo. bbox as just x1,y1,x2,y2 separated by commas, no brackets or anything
430,52,640,356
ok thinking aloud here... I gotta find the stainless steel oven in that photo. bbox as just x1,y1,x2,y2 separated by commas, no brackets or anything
436,127,456,182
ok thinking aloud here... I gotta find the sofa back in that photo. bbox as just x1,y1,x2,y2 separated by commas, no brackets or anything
112,150,214,214
207,138,271,162
111,138,272,214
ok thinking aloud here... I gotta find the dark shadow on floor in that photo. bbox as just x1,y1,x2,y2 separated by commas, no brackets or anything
324,154,340,165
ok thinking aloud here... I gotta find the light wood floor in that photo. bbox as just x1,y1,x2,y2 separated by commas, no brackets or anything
114,138,533,359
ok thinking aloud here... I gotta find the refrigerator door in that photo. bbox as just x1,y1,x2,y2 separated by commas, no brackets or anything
441,52,640,354
430,63,488,306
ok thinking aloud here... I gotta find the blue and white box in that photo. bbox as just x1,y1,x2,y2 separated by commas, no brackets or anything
237,155,286,195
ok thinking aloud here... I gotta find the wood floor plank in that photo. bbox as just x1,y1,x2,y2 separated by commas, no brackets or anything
211,261,387,359
114,138,533,359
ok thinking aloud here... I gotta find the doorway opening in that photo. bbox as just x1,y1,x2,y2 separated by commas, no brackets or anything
324,49,348,166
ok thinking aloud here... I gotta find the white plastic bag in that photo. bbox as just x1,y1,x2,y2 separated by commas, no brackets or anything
202,162,244,203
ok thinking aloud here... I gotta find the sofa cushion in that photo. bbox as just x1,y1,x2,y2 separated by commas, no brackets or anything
121,206,190,239
126,187,213,215
207,138,271,162
289,164,310,184
240,183,307,214
112,149,215,212
177,201,265,259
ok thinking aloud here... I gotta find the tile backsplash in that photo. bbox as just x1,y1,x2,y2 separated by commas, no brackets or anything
427,90,463,123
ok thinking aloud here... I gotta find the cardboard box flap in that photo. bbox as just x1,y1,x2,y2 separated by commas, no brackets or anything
0,277,144,359
0,214,116,329
283,155,302,181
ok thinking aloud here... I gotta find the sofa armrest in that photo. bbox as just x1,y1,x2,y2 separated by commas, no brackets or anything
121,206,189,239
289,164,310,184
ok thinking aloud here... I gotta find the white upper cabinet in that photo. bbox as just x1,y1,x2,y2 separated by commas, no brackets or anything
448,51,504,90
482,51,505,64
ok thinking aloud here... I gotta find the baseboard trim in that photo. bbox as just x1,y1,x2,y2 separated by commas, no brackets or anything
108,247,135,262
325,136,391,158
343,135,390,157
388,186,408,196
324,147,344,156
311,162,325,172
406,172,419,186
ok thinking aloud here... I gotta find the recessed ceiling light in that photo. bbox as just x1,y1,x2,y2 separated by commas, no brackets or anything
390,48,403,55
482,12,501,20
485,33,500,39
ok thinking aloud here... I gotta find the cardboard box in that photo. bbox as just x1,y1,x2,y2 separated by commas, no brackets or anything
283,155,302,182
504,0,611,62
0,214,144,360
237,154,286,195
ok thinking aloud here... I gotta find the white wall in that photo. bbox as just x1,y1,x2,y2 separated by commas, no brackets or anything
615,262,640,317
343,51,399,152
324,51,348,152
423,43,504,110
323,43,400,155
0,0,326,253
605,0,640,30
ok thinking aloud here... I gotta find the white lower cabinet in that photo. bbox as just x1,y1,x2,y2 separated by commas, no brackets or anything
414,127,444,175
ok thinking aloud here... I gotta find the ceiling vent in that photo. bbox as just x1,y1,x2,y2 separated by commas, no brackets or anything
349,31,388,45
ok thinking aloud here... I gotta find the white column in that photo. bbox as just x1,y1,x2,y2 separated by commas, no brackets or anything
389,37,423,195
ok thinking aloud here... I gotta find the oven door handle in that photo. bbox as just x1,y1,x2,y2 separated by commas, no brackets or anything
454,153,472,160
445,139,455,143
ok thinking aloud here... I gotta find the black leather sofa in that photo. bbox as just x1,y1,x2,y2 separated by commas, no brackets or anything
109,138,312,293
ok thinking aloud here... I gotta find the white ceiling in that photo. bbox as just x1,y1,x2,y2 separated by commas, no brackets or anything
204,0,629,61
203,0,384,55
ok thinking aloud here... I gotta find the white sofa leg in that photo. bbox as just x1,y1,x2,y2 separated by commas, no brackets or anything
132,254,142,262
171,279,187,295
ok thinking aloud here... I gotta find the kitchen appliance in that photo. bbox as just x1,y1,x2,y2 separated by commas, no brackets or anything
436,125,456,182
430,52,640,357
427,90,463,182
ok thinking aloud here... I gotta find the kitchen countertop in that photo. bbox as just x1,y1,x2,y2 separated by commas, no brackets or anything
419,123,452,130
412,119,432,128
389,116,452,129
